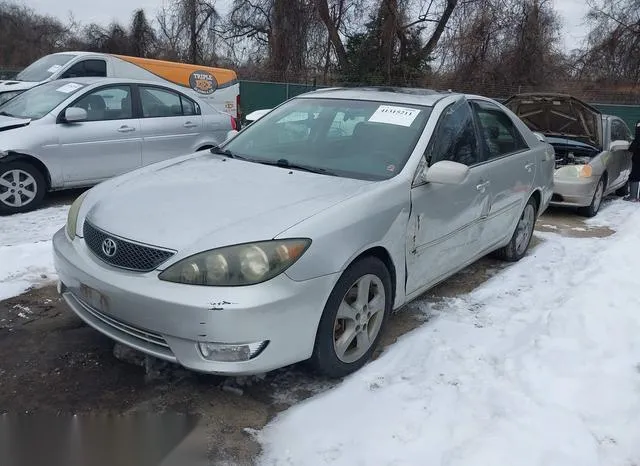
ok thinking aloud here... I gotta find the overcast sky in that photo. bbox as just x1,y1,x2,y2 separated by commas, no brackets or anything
22,0,589,52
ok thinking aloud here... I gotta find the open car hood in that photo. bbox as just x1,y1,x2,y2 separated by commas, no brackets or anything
503,93,602,148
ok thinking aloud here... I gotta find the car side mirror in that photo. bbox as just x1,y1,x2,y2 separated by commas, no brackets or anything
423,160,470,185
532,132,546,143
64,107,87,123
610,140,630,152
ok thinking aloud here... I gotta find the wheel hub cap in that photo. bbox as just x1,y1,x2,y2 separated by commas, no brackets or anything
0,169,37,208
515,204,535,255
333,274,386,364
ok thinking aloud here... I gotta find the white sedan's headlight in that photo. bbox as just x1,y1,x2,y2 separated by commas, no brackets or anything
555,164,593,178
66,191,89,239
158,239,311,286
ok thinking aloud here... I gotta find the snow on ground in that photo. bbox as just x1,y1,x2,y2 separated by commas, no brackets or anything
258,199,640,466
0,205,69,300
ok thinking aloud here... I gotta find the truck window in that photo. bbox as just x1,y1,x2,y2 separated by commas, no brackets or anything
60,60,107,79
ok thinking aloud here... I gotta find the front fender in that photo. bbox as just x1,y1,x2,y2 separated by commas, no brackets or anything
279,180,410,308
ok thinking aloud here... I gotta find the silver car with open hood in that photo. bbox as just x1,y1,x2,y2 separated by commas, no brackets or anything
504,93,632,217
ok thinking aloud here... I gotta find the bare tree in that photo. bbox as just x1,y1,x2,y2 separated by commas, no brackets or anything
0,1,72,66
131,9,156,58
575,0,640,83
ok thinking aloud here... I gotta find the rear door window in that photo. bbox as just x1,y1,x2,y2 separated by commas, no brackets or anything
140,86,200,118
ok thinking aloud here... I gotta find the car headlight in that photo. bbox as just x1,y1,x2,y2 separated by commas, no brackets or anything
66,191,89,239
158,239,311,286
555,164,593,178
0,90,23,105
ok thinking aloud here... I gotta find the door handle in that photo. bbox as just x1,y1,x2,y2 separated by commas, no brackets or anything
525,162,535,172
476,180,490,192
117,125,135,133
183,121,198,128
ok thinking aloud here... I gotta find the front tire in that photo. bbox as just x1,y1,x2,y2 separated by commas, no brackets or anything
615,182,629,197
310,256,392,378
578,176,604,218
0,161,46,215
494,196,538,262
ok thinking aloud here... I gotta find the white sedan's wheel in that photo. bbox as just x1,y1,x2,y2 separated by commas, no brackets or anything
578,176,605,218
311,256,392,378
0,161,46,215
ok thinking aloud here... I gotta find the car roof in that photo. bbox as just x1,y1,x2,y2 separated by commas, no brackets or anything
51,76,197,93
50,51,97,57
301,86,459,107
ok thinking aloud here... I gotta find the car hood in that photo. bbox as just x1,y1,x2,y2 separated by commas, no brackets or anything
0,115,31,133
0,80,36,92
544,136,600,152
85,154,374,252
503,93,602,148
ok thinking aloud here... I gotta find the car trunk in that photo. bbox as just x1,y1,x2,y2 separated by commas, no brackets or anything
504,93,603,168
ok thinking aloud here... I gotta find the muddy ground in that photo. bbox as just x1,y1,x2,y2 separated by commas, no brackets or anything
0,195,618,466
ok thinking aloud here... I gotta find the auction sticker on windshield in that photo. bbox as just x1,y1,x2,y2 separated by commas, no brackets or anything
369,105,420,127
47,65,63,73
56,83,83,94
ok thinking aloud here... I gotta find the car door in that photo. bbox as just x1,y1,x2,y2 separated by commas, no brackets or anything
470,100,535,248
405,98,491,296
56,84,142,184
138,85,204,166
609,118,632,188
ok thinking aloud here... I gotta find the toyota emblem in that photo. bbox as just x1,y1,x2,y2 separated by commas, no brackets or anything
101,238,117,257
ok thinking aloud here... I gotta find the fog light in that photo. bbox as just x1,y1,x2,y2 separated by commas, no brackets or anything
198,341,268,362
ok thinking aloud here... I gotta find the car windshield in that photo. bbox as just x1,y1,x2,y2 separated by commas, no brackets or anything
0,80,87,120
224,97,433,180
15,54,76,82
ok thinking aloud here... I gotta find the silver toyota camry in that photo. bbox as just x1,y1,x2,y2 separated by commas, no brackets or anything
53,87,554,378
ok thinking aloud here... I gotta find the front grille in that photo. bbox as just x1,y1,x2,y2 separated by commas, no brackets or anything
83,221,175,272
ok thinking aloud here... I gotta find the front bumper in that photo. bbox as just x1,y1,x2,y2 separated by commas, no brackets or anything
549,176,598,207
52,228,339,375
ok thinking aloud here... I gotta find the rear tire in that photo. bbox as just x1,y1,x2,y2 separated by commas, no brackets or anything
578,176,604,218
0,161,46,215
494,196,538,262
310,256,392,378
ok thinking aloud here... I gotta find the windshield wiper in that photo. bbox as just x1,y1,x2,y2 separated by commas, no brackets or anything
0,111,14,117
257,158,337,176
210,145,245,160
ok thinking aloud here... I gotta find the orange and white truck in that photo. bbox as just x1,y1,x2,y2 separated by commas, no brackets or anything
0,52,239,121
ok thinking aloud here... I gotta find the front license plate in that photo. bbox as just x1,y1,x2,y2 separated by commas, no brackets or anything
79,283,109,312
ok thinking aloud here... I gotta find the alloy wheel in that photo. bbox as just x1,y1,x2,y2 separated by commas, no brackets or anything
515,203,536,256
0,169,38,208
